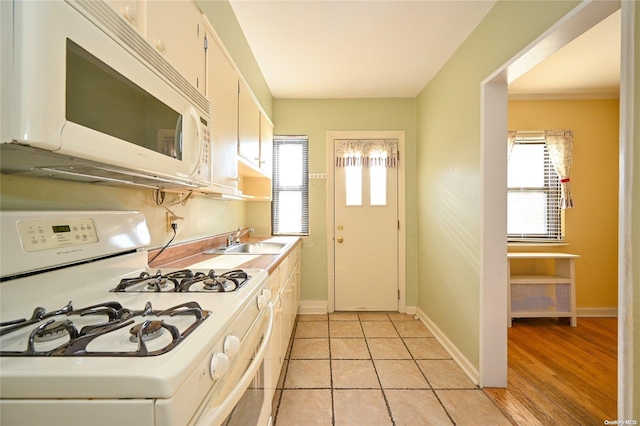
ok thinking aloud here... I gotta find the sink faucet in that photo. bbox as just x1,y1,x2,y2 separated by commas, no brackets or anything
227,227,254,246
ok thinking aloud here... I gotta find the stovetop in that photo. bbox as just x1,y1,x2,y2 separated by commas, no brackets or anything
0,210,271,401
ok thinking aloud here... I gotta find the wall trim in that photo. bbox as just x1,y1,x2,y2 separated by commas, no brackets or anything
298,300,328,315
415,307,480,387
577,307,618,317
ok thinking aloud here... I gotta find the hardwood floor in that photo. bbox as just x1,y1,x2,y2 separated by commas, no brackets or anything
484,317,617,426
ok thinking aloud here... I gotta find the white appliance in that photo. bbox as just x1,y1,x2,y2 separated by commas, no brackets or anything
0,0,212,189
0,211,274,426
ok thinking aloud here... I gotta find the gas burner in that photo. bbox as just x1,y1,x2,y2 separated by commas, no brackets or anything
113,270,195,292
178,269,249,293
112,269,250,293
34,319,75,342
129,320,165,343
0,301,210,357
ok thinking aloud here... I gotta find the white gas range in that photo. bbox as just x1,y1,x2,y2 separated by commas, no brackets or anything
0,211,274,426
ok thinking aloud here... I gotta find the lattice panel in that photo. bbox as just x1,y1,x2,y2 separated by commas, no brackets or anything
511,283,570,312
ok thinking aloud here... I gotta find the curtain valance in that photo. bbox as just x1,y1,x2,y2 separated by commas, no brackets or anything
335,139,398,167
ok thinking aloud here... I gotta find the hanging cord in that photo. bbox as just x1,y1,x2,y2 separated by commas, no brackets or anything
149,223,177,265
148,190,195,265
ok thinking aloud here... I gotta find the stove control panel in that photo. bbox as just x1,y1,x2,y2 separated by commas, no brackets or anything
16,217,98,252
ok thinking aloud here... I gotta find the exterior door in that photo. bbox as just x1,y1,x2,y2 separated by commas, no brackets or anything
334,140,398,311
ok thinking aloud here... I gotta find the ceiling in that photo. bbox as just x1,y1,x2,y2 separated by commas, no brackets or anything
228,1,621,99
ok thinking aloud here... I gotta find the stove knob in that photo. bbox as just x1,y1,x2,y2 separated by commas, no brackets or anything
210,352,230,380
224,335,241,358
257,294,268,310
262,289,272,300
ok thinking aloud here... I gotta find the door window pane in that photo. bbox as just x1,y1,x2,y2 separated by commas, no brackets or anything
345,166,362,206
370,165,387,206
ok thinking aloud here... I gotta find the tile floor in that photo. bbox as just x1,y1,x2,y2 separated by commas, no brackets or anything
271,312,512,425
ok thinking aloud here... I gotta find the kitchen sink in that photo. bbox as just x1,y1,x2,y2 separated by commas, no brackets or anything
205,242,288,255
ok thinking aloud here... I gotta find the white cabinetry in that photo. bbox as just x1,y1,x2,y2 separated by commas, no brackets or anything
238,80,261,167
204,28,239,194
267,243,301,392
104,0,144,32
507,252,579,327
146,0,206,94
259,112,273,175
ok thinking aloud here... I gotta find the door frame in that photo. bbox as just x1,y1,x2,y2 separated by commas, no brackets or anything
479,0,633,418
326,130,406,313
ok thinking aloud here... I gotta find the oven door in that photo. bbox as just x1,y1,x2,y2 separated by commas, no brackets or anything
194,302,274,426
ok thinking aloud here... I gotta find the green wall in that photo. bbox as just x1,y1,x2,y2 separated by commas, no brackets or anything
415,0,580,369
273,98,418,305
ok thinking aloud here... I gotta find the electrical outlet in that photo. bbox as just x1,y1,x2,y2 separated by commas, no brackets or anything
166,212,179,232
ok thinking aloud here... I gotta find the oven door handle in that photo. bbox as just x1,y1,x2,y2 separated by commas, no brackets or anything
197,301,274,425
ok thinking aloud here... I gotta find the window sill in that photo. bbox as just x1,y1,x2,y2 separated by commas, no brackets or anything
508,241,568,248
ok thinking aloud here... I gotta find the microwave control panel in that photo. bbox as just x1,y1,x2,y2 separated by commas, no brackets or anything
16,218,98,252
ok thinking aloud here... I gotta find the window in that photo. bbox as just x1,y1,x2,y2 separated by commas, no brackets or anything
508,138,563,241
272,136,309,235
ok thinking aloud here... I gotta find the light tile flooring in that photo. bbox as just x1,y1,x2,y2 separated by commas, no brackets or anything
271,312,512,425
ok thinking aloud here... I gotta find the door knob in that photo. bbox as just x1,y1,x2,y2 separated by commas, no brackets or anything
337,236,344,243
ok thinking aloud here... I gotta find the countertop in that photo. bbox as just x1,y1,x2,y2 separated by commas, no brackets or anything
155,236,300,275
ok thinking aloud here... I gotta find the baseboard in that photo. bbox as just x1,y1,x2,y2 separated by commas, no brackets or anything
298,300,328,315
577,307,618,317
415,308,480,386
297,302,418,316
404,305,417,315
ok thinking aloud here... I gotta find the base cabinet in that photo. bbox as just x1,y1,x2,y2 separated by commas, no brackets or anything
267,243,301,392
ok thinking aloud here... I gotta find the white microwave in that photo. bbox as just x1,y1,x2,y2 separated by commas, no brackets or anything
0,0,212,189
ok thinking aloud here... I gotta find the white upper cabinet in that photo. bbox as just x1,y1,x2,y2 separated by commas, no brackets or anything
205,29,239,194
259,112,273,175
104,1,145,32
146,0,206,94
238,80,261,167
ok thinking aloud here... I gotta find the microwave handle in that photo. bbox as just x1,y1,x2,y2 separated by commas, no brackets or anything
185,106,204,178
195,301,274,425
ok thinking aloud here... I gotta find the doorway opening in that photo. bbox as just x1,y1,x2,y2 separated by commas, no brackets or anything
479,0,633,419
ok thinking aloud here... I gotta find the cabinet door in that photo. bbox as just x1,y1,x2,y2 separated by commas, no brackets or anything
259,113,273,175
238,81,261,166
279,278,291,361
206,34,239,192
105,0,144,32
146,0,205,93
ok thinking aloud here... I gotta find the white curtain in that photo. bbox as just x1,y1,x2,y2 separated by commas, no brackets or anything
507,131,517,159
544,130,574,209
335,139,398,167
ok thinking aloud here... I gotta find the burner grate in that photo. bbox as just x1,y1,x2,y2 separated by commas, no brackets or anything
0,301,210,357
112,269,249,293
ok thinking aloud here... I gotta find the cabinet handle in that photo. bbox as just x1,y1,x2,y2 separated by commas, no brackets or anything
337,236,344,243
122,6,137,24
156,39,167,53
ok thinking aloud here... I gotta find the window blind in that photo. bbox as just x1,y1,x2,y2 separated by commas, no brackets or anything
507,138,563,241
272,136,309,236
